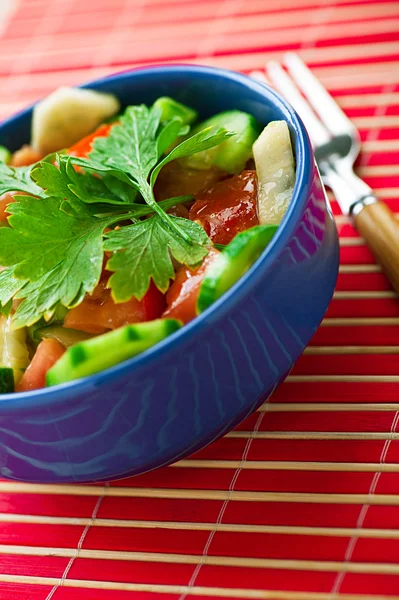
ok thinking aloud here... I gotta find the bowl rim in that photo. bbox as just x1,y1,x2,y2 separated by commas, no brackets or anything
0,63,314,407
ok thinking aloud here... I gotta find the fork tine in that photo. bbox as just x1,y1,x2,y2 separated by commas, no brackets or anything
249,70,272,86
284,52,357,137
266,60,330,148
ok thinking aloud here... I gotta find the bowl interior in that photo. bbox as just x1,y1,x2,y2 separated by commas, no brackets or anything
0,65,304,153
0,65,313,405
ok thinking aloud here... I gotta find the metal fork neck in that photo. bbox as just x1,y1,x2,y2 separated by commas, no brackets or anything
350,194,378,217
321,161,376,216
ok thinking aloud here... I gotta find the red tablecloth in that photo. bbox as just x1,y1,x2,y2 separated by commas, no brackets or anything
0,0,399,598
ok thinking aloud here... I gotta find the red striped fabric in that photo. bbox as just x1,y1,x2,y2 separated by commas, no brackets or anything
0,0,399,598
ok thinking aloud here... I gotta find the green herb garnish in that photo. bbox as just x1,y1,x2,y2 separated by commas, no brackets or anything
69,104,232,241
0,195,111,327
0,102,233,327
0,162,45,198
104,215,209,302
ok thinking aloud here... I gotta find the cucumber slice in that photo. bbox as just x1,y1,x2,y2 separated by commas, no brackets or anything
36,325,94,348
0,146,11,165
0,315,30,385
46,318,182,386
31,86,120,155
183,110,261,174
197,225,278,313
0,367,14,393
153,97,198,125
253,120,295,225
27,304,69,347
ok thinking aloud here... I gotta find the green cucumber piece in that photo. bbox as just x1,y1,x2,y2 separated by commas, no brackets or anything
36,325,94,348
197,225,278,313
46,318,182,386
27,304,69,346
103,113,121,124
0,367,14,393
153,97,198,125
0,315,30,386
183,110,261,174
0,146,11,165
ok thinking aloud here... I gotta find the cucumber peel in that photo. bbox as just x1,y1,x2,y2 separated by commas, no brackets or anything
0,315,30,386
153,97,198,125
0,146,11,165
46,318,182,386
36,325,94,348
182,110,261,174
0,367,14,393
197,225,278,313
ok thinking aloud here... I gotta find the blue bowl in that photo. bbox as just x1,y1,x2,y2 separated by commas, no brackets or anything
0,65,339,483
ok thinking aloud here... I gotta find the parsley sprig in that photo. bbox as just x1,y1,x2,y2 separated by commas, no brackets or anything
69,104,232,241
0,102,233,327
0,162,45,198
104,215,210,302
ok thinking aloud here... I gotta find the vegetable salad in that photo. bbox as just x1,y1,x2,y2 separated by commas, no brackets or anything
0,87,296,393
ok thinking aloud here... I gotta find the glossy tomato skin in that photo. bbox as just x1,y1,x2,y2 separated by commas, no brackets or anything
10,145,43,167
162,248,220,324
67,123,114,158
0,193,16,222
167,203,189,219
189,170,258,245
16,339,65,393
64,281,165,334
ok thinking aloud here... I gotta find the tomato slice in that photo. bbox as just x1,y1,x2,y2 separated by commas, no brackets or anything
162,248,220,324
64,281,166,334
10,145,43,167
0,193,16,222
68,123,114,158
189,170,258,245
16,338,65,392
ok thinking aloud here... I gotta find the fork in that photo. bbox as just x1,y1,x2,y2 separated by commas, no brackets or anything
251,53,399,294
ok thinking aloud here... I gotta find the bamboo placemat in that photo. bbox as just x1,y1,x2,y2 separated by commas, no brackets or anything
0,0,399,598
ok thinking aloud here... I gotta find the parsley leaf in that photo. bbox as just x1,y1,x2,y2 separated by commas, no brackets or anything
0,162,45,198
0,195,111,327
32,156,191,217
0,267,27,303
0,101,233,325
150,126,235,186
104,215,209,302
31,159,72,201
0,190,196,325
90,105,162,181
156,118,189,156
68,105,233,241
0,267,27,316
32,157,136,208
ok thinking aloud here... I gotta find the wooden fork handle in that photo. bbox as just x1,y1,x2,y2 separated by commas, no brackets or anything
354,199,399,295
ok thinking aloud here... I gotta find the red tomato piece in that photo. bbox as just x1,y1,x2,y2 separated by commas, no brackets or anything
10,145,43,167
189,170,258,245
0,193,16,222
162,248,220,324
167,203,190,219
64,281,165,334
68,123,114,158
16,339,65,392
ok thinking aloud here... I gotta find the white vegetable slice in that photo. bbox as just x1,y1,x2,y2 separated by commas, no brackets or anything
0,315,30,384
253,120,295,225
31,86,120,155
